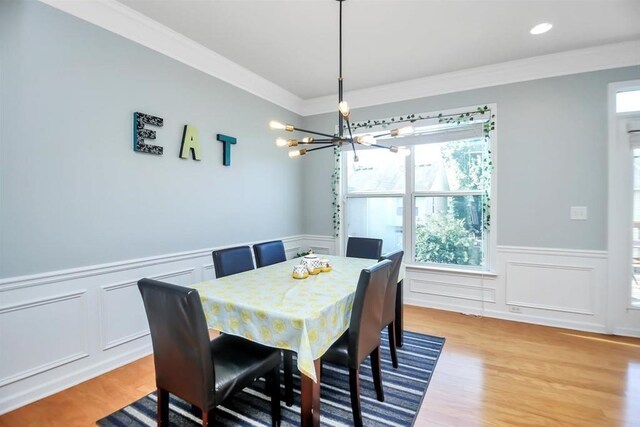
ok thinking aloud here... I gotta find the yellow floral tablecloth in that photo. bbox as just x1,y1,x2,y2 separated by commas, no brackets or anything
191,255,403,382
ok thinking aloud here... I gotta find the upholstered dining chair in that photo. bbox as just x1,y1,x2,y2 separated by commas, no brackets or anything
252,239,294,404
212,245,254,278
346,237,383,260
379,250,404,368
253,240,287,268
138,279,281,427
321,259,392,427
253,240,293,406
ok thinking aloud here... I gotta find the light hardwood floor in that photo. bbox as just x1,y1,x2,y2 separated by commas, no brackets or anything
1,306,639,426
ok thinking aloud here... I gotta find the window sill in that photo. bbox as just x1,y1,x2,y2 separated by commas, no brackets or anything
405,263,498,278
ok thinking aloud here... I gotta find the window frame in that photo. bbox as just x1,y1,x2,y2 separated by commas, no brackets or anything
341,105,497,273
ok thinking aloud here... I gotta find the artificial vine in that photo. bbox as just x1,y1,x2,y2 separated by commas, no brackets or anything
344,105,495,232
331,145,341,237
437,106,495,231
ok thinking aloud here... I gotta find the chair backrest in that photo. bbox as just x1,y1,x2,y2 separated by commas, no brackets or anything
380,250,404,326
138,279,214,408
253,240,287,268
212,246,254,278
347,259,392,368
346,237,383,260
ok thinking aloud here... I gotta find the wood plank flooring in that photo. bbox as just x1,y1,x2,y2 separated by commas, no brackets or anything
1,306,638,426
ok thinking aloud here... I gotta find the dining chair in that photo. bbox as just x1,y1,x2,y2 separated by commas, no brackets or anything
138,278,281,427
321,259,392,427
379,250,404,368
251,239,294,404
212,245,254,278
346,237,383,260
253,240,287,268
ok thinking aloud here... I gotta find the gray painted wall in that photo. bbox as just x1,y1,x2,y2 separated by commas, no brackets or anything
302,66,640,251
0,1,303,278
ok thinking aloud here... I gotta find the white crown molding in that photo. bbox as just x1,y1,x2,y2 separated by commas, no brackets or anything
37,0,640,117
301,40,640,116
37,0,304,115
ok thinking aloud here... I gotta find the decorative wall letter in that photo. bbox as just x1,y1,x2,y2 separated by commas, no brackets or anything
180,125,202,160
133,112,163,155
217,134,237,166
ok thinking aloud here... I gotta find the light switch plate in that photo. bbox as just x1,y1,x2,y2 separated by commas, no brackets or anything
570,206,588,220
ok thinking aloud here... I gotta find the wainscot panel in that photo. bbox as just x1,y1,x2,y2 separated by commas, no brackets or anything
403,245,608,334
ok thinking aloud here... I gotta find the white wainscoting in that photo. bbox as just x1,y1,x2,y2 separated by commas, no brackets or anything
0,235,311,415
0,237,616,414
404,245,609,334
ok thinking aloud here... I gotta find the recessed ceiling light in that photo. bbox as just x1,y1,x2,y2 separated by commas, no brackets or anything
530,23,553,35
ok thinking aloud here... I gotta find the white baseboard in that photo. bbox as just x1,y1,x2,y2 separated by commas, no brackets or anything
0,343,152,415
404,297,608,334
612,327,640,338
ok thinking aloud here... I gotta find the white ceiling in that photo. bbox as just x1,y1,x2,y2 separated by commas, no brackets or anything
116,0,640,100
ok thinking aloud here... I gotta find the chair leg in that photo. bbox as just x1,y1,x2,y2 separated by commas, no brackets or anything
271,364,281,426
349,368,363,427
202,409,213,426
388,322,399,368
370,346,384,402
157,388,169,426
283,350,294,406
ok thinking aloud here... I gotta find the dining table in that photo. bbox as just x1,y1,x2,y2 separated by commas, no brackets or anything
190,254,405,427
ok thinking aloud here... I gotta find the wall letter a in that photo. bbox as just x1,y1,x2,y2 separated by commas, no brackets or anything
180,125,202,160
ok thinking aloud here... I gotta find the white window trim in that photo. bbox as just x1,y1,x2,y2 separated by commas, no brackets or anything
340,104,498,274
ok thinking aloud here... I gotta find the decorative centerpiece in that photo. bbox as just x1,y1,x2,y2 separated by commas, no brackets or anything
293,250,332,279
292,264,309,279
302,254,322,275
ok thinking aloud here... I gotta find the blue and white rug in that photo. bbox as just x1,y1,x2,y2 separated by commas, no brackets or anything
97,330,444,426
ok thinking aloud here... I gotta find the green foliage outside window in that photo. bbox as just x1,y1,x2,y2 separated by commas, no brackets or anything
414,212,481,266
414,138,489,267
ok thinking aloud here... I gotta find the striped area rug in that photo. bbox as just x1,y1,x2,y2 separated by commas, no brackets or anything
97,330,444,426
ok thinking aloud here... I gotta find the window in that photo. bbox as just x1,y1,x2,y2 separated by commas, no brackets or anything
616,90,640,113
345,149,405,254
344,112,494,270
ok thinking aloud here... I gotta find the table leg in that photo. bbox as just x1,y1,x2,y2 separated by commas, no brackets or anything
300,358,321,427
395,279,404,347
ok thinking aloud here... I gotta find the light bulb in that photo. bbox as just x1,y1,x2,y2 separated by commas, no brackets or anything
390,125,414,137
287,139,298,147
270,120,285,130
389,146,398,153
270,120,294,132
338,101,350,117
288,149,307,158
302,137,314,143
276,137,287,147
355,134,375,146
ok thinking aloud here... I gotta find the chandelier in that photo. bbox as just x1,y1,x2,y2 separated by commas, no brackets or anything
269,0,412,161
